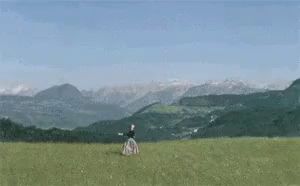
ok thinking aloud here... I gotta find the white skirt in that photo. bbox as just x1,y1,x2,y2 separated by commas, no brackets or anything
122,138,139,156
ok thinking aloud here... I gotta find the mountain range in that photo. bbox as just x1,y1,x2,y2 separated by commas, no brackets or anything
1,78,299,142
0,79,291,130
75,78,300,141
82,79,270,113
0,84,127,129
183,79,264,97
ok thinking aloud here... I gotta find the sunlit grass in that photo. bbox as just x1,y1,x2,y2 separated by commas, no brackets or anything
1,138,300,186
145,104,224,116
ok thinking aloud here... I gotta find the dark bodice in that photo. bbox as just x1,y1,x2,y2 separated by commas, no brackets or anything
125,130,135,138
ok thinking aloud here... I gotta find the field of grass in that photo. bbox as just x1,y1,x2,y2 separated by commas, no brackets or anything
144,104,224,116
1,138,300,186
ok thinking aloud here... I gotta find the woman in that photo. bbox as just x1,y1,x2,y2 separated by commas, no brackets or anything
118,124,139,156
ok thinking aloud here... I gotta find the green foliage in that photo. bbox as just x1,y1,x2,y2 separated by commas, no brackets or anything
0,119,123,143
193,107,300,138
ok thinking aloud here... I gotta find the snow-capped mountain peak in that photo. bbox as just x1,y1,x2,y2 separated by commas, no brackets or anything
0,84,36,96
204,79,251,88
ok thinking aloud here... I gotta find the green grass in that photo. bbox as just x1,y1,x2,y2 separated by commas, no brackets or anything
146,105,184,114
1,138,300,186
144,104,224,116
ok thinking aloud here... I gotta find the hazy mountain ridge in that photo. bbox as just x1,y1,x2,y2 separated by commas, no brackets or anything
0,79,293,133
125,84,192,112
82,79,269,113
82,83,165,107
183,79,266,97
0,84,127,129
82,80,193,105
35,83,84,101
76,78,300,141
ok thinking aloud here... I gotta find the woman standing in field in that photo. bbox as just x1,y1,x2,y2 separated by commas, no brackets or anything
118,124,139,156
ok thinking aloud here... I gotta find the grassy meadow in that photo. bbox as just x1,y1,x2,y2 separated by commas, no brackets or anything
1,138,300,186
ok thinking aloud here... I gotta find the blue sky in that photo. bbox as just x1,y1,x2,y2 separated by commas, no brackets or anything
0,1,299,89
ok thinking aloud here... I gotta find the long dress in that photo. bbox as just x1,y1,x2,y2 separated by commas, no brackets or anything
122,130,139,156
